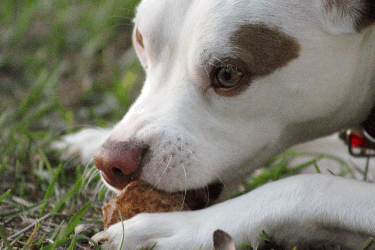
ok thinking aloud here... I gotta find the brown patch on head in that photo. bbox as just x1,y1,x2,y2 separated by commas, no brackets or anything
229,23,300,78
135,28,144,48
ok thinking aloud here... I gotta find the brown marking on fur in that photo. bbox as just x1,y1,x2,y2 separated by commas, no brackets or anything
135,28,144,48
229,24,300,79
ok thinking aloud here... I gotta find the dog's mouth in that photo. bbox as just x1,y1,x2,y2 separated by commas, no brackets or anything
182,182,224,210
101,170,224,211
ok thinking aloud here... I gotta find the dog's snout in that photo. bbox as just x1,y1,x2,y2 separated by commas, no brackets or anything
94,140,149,189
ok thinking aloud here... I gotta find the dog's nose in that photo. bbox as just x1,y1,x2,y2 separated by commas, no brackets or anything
94,140,148,190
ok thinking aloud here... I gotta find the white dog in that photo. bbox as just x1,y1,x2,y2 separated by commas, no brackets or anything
58,0,375,249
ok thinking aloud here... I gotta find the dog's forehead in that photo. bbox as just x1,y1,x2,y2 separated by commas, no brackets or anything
136,1,307,44
135,0,310,82
180,0,304,80
134,0,193,53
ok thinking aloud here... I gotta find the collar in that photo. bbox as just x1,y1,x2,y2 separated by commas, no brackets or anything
340,106,375,157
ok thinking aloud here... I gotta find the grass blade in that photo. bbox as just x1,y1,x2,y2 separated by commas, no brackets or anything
0,158,9,174
363,157,370,181
16,64,63,120
10,234,24,248
38,148,53,175
61,201,93,239
116,207,126,250
50,221,65,242
39,163,63,217
68,234,77,250
313,160,321,173
361,237,374,250
75,234,103,250
8,214,51,241
36,234,46,248
50,177,83,214
41,237,70,250
0,189,11,203
1,202,44,217
0,226,12,249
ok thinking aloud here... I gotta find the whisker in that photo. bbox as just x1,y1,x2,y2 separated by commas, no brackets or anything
149,155,173,192
83,166,101,193
178,163,188,211
186,149,198,160
104,187,116,202
185,148,229,201
95,180,105,197
212,172,229,198
204,185,210,208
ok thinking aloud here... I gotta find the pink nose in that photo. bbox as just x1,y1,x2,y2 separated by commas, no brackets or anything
94,140,148,190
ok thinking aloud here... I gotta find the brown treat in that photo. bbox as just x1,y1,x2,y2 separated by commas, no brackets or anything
102,180,190,229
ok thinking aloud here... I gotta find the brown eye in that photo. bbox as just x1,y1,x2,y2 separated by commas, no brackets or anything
215,67,244,88
135,28,144,48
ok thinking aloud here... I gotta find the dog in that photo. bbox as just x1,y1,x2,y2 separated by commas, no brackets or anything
57,0,375,249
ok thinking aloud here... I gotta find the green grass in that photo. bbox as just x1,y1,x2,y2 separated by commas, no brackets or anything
0,0,142,248
231,150,356,198
0,0,373,249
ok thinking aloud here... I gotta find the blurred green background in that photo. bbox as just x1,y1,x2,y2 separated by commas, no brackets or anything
0,0,143,248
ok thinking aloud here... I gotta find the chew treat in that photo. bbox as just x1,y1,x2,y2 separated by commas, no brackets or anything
102,180,190,229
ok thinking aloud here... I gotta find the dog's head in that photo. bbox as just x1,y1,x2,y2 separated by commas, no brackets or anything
94,0,375,208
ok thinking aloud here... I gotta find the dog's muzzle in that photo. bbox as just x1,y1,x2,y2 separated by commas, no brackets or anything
94,140,224,210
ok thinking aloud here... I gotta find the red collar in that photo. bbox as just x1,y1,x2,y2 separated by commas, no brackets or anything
340,106,375,157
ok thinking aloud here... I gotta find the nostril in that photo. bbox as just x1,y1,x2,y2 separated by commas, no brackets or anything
94,141,140,173
94,140,150,189
111,167,126,177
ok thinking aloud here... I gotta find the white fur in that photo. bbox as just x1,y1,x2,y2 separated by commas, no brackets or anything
93,174,375,249
57,0,375,248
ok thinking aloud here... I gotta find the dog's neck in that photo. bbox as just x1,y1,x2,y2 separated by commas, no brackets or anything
345,55,375,156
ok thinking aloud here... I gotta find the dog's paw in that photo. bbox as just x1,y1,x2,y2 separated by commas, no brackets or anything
51,128,110,164
92,211,213,250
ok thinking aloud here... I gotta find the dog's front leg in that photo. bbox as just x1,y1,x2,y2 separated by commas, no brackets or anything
92,210,215,250
93,174,375,250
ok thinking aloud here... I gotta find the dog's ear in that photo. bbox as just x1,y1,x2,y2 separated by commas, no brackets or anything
317,0,375,34
213,230,236,250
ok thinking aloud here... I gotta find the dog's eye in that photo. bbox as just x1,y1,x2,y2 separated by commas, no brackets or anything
135,28,144,48
215,67,244,88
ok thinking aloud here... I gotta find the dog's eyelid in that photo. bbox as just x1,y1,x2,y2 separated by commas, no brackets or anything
208,56,246,72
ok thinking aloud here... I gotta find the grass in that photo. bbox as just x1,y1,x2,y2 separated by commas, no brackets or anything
0,0,142,248
0,0,373,249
